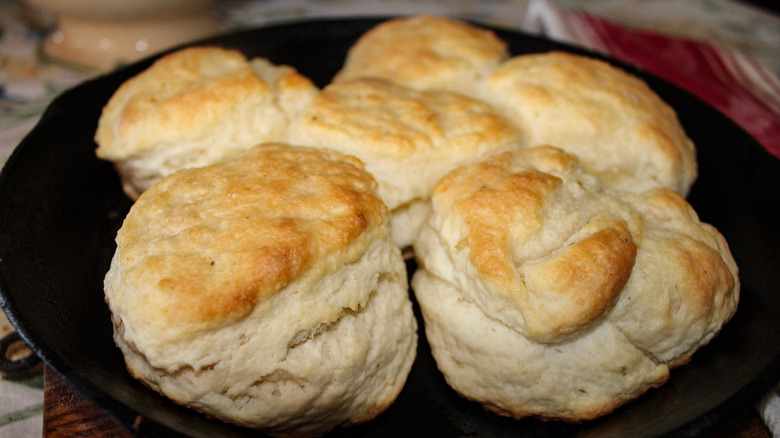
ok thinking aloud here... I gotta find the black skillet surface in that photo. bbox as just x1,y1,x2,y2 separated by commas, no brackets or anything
1,17,779,438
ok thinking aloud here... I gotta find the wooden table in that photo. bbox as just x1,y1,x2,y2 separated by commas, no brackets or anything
43,367,131,438
42,367,772,438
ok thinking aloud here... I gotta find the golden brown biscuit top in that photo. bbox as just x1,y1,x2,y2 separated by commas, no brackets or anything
432,146,639,341
295,77,521,159
481,51,697,194
334,15,509,92
95,46,316,160
116,143,388,335
430,146,736,344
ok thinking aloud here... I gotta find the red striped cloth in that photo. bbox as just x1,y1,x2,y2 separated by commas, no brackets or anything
538,6,780,158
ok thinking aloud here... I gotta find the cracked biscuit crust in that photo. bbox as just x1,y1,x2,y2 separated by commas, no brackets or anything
412,146,738,420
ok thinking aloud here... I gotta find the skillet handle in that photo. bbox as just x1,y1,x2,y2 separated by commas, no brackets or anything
0,331,42,379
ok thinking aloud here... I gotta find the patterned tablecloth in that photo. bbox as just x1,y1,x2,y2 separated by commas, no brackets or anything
1,0,779,436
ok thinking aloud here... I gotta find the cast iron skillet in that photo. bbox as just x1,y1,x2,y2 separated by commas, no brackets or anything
1,17,779,438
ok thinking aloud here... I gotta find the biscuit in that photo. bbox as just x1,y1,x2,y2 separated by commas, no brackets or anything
412,146,738,421
95,46,319,199
104,143,417,437
333,15,509,96
479,51,697,194
290,77,522,247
